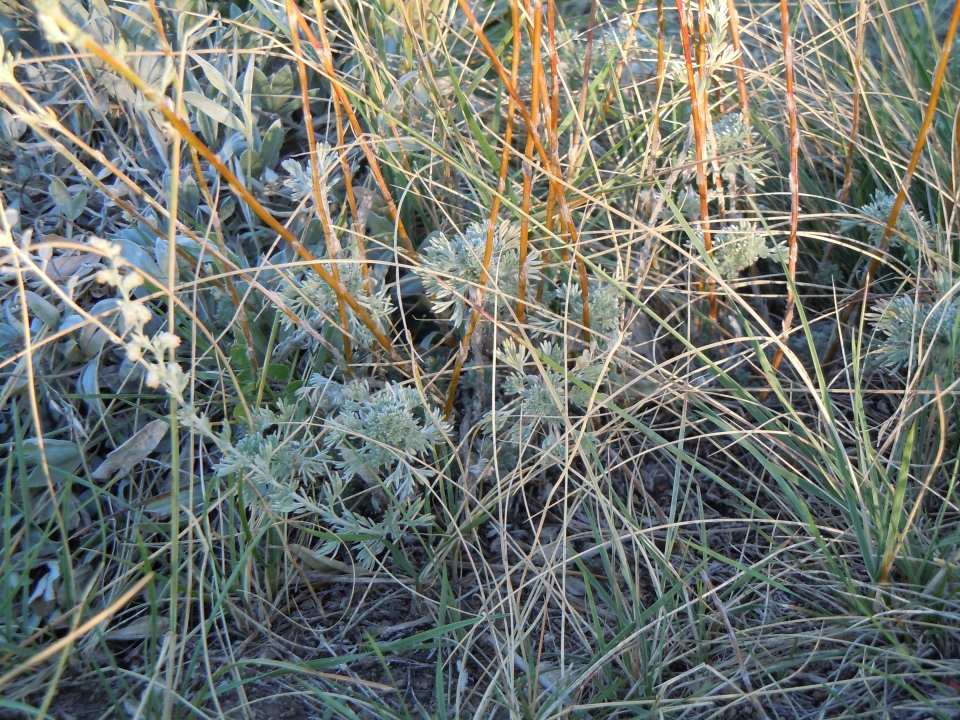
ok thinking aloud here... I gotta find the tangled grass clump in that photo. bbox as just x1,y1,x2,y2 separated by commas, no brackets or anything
2,0,960,718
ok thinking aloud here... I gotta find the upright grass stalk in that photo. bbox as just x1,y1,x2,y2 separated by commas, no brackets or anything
333,100,370,291
40,6,396,355
838,0,868,206
297,2,416,255
725,0,749,121
644,0,666,174
544,0,592,338
600,0,646,117
826,0,960,364
516,0,544,324
288,0,353,367
569,0,598,165
456,0,591,339
186,147,259,370
443,0,522,419
163,30,184,720
674,0,716,322
768,0,800,379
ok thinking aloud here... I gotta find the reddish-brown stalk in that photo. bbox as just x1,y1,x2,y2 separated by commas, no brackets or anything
824,0,960,365
570,0,599,165
46,11,396,354
297,2,416,254
645,0,666,173
600,0,646,117
838,0,868,206
725,0,749,120
443,0,523,419
517,0,545,323
674,0,716,321
767,0,800,379
547,0,592,338
455,0,591,339
288,0,353,366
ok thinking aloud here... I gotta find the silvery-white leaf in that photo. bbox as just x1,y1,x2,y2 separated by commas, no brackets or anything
24,291,60,330
20,438,83,488
49,178,87,222
93,418,169,480
183,91,245,133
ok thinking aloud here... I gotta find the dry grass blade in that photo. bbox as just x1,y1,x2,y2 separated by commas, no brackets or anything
6,0,960,718
40,5,395,355
726,0,750,119
838,0,868,205
287,0,353,367
456,0,592,338
767,0,800,379
674,0,716,321
0,573,154,688
443,0,522,419
826,0,960,363
299,1,416,255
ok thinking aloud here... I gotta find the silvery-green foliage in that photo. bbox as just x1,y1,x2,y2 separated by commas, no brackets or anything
316,380,450,502
676,185,702,221
868,294,960,371
712,221,785,279
280,158,319,204
311,475,434,570
841,191,934,251
0,107,25,150
486,339,604,461
712,112,771,188
186,404,330,515
417,220,536,328
282,250,393,349
280,145,340,205
299,375,372,412
561,278,623,342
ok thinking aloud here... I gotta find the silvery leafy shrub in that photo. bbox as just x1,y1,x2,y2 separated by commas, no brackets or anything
302,378,450,503
312,475,434,570
868,294,960,372
551,278,624,343
712,111,771,190
841,191,934,251
711,221,785,280
184,404,330,516
484,339,605,467
417,220,538,328
282,248,394,351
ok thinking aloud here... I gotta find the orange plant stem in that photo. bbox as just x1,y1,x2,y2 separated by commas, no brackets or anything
44,9,395,354
443,0,522,419
457,0,591,338
517,0,545,324
298,2,415,254
600,0,646,117
768,0,800,377
288,0,353,366
726,0,749,121
838,0,867,206
825,0,960,366
545,0,591,337
674,0,716,321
